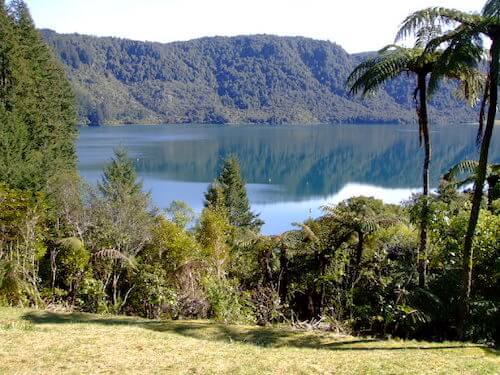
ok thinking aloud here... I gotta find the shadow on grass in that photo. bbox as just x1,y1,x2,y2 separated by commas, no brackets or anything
22,311,496,353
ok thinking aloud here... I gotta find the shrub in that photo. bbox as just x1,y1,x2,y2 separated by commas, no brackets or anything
128,263,178,319
251,286,281,325
203,276,255,324
76,276,107,313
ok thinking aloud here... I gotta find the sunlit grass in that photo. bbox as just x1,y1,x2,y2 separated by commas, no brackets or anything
0,307,498,374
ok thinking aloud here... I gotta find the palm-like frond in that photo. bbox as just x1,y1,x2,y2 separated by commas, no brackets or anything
396,7,481,43
444,160,479,181
414,24,443,48
358,218,378,233
292,222,320,244
491,164,500,175
443,160,500,188
231,227,261,247
482,0,500,19
94,249,136,268
346,48,413,96
422,20,485,142
434,65,485,106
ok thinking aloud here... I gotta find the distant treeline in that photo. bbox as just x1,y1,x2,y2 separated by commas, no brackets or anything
40,30,478,126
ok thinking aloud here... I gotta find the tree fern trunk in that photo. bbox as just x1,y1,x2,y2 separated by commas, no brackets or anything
458,36,500,340
417,72,430,289
486,175,499,211
355,231,364,268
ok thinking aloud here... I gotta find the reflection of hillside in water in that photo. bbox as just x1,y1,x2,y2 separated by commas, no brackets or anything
77,124,500,201
121,125,500,200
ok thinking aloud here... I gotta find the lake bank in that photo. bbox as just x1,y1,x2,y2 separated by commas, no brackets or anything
77,123,500,234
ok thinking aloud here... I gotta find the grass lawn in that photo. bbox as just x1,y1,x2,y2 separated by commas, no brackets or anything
0,307,498,374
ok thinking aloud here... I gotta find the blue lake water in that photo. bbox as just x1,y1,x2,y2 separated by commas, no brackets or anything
77,124,500,234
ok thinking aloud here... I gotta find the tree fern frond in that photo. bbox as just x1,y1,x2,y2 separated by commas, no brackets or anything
490,163,500,174
347,49,412,96
94,249,136,267
427,25,484,98
482,0,500,19
444,160,479,181
360,219,378,233
437,66,485,105
293,222,320,244
396,7,479,43
415,24,443,48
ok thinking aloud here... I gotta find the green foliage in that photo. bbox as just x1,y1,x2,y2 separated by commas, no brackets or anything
85,149,155,309
76,276,107,313
40,30,478,126
0,260,25,306
165,200,195,229
0,2,76,192
251,286,282,325
1,0,499,348
347,46,421,97
197,207,231,278
0,184,47,305
88,149,153,259
148,216,200,272
56,237,89,290
129,263,178,319
205,156,263,231
203,276,255,324
98,148,143,202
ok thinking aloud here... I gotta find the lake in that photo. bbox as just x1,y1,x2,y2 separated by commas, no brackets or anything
77,124,500,234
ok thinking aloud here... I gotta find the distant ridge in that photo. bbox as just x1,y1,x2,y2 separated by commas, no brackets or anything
41,30,477,126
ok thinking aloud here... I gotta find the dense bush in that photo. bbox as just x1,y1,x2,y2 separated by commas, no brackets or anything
203,276,255,324
40,30,477,126
0,0,498,348
1,147,498,345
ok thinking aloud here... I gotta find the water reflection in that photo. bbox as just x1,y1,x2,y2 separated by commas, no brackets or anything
77,124,500,234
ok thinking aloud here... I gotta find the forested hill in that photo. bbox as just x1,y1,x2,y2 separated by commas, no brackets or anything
41,30,477,125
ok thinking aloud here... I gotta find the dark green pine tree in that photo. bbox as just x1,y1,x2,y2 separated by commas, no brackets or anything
204,155,263,231
0,0,76,192
0,0,16,107
98,148,144,203
0,1,31,189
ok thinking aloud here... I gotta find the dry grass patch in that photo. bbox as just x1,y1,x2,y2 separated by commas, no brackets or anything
0,307,498,374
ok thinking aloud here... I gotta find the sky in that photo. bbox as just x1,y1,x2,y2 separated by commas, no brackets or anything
24,0,484,53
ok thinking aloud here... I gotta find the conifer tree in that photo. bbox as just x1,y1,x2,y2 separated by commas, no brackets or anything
0,0,76,191
0,2,29,188
98,148,144,203
90,148,153,307
204,156,263,231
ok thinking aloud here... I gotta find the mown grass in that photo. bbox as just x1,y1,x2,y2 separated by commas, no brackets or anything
0,307,498,374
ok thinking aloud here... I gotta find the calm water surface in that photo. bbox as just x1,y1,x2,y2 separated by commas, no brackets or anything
77,124,500,234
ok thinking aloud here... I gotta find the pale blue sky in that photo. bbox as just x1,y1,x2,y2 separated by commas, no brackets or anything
25,0,484,53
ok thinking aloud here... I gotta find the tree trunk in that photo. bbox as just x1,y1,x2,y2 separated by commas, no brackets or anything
317,251,327,316
277,245,289,303
486,175,499,212
261,247,274,288
50,248,58,295
347,233,365,319
458,37,500,340
355,231,364,268
417,72,430,289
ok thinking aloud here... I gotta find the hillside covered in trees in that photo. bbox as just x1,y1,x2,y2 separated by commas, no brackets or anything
41,30,478,125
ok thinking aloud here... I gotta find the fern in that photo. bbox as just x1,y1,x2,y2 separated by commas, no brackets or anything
93,249,136,268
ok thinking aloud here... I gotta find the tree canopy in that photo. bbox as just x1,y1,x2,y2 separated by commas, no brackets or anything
0,1,76,192
40,30,479,126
